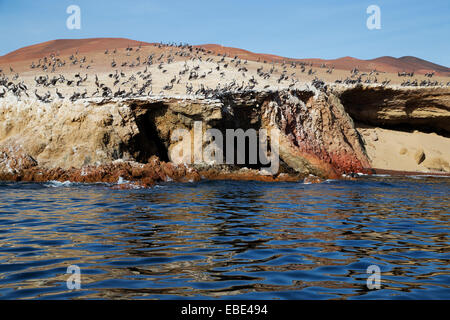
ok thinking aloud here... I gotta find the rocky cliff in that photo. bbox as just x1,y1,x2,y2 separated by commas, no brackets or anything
339,86,450,135
1,85,449,185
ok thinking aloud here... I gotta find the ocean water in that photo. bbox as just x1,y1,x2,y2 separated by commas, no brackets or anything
0,176,449,300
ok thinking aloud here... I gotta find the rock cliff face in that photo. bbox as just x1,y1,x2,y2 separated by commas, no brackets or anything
1,86,449,184
338,86,450,135
260,90,370,178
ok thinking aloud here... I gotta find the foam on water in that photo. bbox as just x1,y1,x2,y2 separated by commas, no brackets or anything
46,180,74,187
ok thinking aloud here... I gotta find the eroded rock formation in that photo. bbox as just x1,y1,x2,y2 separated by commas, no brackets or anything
338,86,450,135
260,90,370,178
1,85,449,185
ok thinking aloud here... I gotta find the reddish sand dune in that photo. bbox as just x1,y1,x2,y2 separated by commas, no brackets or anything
197,45,450,76
0,38,153,64
194,44,287,64
366,56,450,75
1,37,449,76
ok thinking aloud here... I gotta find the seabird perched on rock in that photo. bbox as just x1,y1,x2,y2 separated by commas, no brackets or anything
56,88,64,99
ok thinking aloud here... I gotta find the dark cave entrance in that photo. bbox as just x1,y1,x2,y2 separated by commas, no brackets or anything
129,102,170,163
127,100,293,173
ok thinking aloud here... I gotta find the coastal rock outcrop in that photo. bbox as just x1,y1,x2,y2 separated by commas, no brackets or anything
0,144,38,174
3,85,448,184
0,154,202,187
338,86,450,135
260,90,370,178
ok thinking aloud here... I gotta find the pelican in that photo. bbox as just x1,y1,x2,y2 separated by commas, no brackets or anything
56,89,64,99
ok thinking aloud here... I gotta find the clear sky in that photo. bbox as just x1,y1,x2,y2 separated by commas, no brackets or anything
0,0,449,67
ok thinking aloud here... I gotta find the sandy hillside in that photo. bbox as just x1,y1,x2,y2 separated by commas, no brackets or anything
358,125,450,173
0,38,448,100
183,44,450,76
1,37,450,77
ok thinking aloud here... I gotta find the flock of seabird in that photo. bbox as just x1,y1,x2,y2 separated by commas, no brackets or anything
0,41,449,103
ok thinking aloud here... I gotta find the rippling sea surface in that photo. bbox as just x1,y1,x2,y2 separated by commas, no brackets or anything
0,176,449,300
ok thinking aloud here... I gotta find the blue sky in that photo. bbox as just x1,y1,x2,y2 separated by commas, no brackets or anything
0,0,449,66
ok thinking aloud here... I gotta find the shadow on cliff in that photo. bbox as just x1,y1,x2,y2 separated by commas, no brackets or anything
339,86,450,137
129,102,170,162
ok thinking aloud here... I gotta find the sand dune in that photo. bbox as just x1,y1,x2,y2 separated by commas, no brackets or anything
1,38,449,76
0,38,153,64
184,45,450,76
358,125,450,173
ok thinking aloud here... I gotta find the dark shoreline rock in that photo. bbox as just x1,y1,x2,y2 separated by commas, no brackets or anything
0,154,312,187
